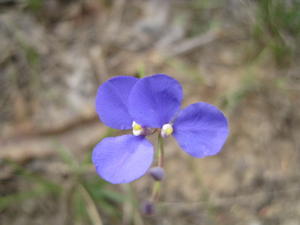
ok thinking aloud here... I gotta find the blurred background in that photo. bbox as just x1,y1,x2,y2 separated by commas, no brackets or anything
1,0,300,224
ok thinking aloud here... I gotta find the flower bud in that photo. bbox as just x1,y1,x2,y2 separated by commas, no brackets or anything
149,167,165,181
141,200,155,216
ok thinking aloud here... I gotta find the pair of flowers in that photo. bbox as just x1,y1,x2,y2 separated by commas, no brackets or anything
92,74,229,184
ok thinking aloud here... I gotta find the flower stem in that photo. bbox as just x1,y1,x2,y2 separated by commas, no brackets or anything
150,134,165,202
157,134,164,167
150,181,161,201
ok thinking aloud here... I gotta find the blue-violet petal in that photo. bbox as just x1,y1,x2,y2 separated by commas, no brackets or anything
128,74,183,128
173,102,229,158
96,76,138,129
92,135,154,184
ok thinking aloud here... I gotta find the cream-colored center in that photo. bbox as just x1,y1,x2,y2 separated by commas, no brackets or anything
132,121,144,136
161,123,173,138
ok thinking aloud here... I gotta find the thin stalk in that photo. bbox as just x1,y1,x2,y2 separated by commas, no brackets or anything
150,181,161,202
79,184,103,225
157,134,164,167
150,134,165,202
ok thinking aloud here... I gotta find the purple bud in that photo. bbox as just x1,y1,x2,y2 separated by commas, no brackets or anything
141,200,155,216
149,167,165,181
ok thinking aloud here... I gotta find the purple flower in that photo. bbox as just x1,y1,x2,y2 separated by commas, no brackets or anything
92,74,229,184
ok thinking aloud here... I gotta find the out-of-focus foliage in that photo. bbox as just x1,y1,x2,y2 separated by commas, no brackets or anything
253,0,300,65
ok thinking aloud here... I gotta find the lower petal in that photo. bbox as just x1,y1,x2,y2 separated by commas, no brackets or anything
173,102,229,158
92,135,154,184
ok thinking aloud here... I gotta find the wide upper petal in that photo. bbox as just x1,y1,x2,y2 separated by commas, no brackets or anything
92,135,154,184
96,76,138,129
173,102,229,158
128,74,183,128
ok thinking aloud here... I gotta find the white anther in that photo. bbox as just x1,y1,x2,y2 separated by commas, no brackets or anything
132,121,144,136
161,123,173,138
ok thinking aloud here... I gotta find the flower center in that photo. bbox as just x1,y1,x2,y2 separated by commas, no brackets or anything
132,121,144,136
161,123,173,138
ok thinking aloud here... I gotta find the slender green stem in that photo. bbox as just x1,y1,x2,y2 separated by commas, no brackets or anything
150,134,165,202
79,184,103,225
157,134,164,167
150,181,161,201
